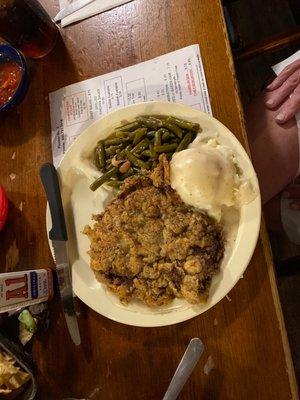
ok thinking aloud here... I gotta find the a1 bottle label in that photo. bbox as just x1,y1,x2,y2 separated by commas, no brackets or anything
0,269,53,313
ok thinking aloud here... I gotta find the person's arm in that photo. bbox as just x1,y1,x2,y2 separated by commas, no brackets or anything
246,92,299,203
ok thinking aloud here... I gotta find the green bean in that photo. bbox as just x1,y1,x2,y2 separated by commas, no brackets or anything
133,128,148,145
176,132,194,152
124,150,150,169
162,121,183,138
146,131,156,139
91,115,200,191
117,121,141,132
154,143,178,153
140,145,157,160
162,131,173,142
132,138,150,154
107,180,123,189
117,144,133,161
170,137,181,144
167,116,200,132
104,137,131,146
105,144,125,156
90,168,118,191
141,150,152,158
154,130,162,147
149,143,158,159
137,116,162,129
115,130,130,138
94,141,106,171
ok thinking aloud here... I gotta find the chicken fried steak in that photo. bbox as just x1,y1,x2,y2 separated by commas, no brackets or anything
84,155,224,307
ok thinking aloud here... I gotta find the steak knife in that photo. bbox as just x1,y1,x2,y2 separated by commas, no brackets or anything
40,163,81,346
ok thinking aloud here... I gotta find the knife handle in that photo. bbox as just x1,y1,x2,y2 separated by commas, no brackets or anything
40,163,68,241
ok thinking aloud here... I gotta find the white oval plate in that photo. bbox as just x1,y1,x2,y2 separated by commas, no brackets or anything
46,101,261,327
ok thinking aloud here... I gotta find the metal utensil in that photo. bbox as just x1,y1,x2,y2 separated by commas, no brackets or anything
40,163,81,346
163,338,204,400
54,0,96,22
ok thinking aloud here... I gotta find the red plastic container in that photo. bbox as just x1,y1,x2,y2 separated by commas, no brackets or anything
0,185,9,230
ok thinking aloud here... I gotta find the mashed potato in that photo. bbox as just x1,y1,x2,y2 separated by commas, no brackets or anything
170,138,256,219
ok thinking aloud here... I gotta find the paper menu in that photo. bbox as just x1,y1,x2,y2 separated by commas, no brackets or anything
49,44,212,166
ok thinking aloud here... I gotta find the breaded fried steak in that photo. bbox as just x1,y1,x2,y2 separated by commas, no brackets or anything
84,155,224,307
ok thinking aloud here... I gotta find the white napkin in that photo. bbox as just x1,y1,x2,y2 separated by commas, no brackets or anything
59,0,133,27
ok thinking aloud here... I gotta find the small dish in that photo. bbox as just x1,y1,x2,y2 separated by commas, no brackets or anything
0,332,37,400
0,44,28,113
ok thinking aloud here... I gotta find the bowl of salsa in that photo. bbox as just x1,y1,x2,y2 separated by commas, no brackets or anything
0,44,28,112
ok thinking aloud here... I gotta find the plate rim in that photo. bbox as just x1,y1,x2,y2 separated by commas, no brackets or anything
46,101,261,327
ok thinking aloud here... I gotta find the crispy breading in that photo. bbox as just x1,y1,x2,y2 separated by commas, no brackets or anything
84,155,224,307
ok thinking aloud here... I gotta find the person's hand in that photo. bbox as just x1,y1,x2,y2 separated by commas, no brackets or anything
265,59,300,124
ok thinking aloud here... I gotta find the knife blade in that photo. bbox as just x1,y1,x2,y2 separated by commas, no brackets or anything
54,0,96,22
40,163,81,346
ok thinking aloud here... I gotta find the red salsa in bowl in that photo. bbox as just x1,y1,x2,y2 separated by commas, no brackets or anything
0,61,23,107
0,44,28,112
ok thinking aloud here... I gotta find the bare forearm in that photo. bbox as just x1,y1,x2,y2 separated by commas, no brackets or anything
246,92,299,203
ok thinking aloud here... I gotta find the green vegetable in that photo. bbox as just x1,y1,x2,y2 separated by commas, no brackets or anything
141,150,153,158
146,130,156,138
117,144,134,161
137,116,162,129
90,167,118,191
132,138,150,154
94,141,106,171
149,144,157,159
91,115,201,190
104,137,131,146
132,128,148,145
118,121,141,132
154,130,162,147
154,143,178,153
167,116,200,132
18,309,37,334
162,120,183,138
115,130,130,138
125,150,150,169
176,132,194,152
107,180,123,189
162,130,173,142
105,144,125,156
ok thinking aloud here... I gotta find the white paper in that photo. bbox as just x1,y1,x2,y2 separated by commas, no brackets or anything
58,0,133,27
272,50,300,176
49,44,212,167
272,50,300,75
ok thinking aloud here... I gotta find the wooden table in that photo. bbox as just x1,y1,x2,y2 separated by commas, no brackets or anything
0,0,298,399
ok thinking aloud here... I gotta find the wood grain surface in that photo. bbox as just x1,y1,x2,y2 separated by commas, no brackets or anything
0,0,298,399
